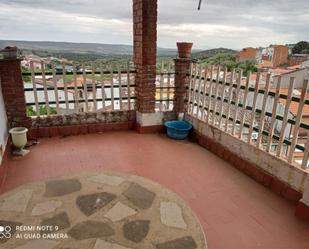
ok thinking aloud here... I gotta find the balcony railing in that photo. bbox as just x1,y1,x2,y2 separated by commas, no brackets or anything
22,61,175,117
22,61,136,116
187,63,309,169
156,61,175,111
20,60,309,169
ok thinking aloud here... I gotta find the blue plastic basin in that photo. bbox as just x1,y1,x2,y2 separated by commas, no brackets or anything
164,120,193,140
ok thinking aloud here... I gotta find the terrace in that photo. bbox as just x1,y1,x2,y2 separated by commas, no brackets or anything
0,0,309,248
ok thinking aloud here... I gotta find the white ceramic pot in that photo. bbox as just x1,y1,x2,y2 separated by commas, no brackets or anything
9,127,28,149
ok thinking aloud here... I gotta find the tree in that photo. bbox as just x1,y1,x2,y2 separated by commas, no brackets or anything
26,106,36,117
26,105,57,116
223,60,238,71
39,105,57,115
198,53,257,76
21,66,31,83
237,61,258,76
292,41,309,54
302,48,309,54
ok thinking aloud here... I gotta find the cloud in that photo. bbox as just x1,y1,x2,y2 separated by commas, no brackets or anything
0,3,132,44
0,0,308,49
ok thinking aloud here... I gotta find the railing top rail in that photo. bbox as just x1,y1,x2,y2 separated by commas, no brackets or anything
22,70,137,76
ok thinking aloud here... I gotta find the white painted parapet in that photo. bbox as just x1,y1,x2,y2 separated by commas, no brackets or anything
301,179,309,206
186,114,309,193
136,111,165,127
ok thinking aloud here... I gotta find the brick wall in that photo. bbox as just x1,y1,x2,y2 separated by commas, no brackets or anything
288,54,309,66
272,45,289,67
236,47,257,63
133,0,157,113
0,59,31,128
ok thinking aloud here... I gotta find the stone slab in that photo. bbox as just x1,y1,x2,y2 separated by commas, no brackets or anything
88,174,126,186
155,236,197,249
0,189,32,213
93,239,131,249
40,212,70,233
13,240,59,249
76,192,116,216
123,183,155,209
123,220,150,243
68,221,115,240
104,202,137,222
160,201,187,229
31,200,62,216
44,179,81,197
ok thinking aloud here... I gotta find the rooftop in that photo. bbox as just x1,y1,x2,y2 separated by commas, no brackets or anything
1,131,309,248
276,88,309,117
0,1,309,247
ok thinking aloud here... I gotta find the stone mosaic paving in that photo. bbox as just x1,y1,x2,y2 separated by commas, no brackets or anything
0,172,207,249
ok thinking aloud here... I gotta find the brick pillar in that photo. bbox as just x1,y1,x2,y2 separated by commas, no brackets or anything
0,58,31,128
133,0,157,114
173,58,191,115
133,0,161,132
173,42,193,118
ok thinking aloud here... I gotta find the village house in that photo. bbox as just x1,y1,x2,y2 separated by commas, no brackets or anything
257,45,289,68
273,67,309,88
236,47,257,63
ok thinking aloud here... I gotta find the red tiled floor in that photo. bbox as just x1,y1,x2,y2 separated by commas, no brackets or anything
1,131,309,249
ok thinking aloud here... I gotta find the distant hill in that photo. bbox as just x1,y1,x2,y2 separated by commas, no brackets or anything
192,48,237,59
0,40,179,56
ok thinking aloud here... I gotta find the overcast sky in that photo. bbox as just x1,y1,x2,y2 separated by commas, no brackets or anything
0,0,308,49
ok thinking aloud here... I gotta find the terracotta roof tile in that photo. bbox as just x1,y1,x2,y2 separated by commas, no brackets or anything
272,88,309,117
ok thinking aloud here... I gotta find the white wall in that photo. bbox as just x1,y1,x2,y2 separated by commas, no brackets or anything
0,80,8,164
185,114,309,192
273,68,309,89
302,180,309,206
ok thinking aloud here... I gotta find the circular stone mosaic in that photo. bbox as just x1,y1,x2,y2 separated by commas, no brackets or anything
0,171,207,249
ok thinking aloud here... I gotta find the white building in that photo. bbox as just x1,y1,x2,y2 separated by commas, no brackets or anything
273,67,309,89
